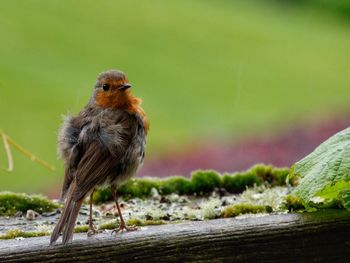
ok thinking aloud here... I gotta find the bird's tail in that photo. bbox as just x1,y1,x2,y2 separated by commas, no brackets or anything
50,184,83,245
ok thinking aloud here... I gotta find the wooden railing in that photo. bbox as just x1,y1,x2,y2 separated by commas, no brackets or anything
0,210,349,262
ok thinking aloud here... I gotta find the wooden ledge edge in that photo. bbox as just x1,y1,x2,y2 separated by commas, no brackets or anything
0,210,349,262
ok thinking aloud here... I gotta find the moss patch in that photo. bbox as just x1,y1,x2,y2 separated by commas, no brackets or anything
127,218,165,226
99,219,165,230
283,195,306,211
74,225,89,233
0,192,60,216
221,203,272,218
0,229,49,240
99,220,119,230
191,170,221,195
92,188,113,204
93,164,290,204
93,178,160,204
118,178,159,199
159,176,193,195
250,164,290,186
222,172,261,193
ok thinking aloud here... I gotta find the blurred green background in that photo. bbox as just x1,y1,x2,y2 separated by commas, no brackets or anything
0,0,349,194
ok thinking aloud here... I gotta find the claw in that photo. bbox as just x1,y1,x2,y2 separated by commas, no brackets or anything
87,227,101,237
111,223,137,235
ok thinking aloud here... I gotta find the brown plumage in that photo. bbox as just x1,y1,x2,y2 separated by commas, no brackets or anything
50,70,149,245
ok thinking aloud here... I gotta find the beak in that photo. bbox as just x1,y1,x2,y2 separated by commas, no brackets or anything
119,83,132,90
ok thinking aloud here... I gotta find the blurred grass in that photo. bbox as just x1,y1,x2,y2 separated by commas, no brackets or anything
0,0,349,193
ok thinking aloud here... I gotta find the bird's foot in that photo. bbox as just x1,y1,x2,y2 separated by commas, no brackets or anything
87,226,101,237
111,221,137,235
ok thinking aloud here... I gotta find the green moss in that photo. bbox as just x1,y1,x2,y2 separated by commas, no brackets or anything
271,168,290,186
92,188,113,204
286,165,301,187
118,178,159,199
250,164,290,186
283,195,306,211
145,220,165,226
99,220,119,230
92,165,290,204
191,170,221,195
159,176,193,195
93,178,160,204
0,229,49,240
74,225,89,233
98,218,164,230
221,203,272,218
222,172,261,193
0,192,60,216
127,218,165,226
250,164,273,181
144,220,164,226
126,218,143,226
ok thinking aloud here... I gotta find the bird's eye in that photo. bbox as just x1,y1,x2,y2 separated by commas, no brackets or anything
102,84,110,91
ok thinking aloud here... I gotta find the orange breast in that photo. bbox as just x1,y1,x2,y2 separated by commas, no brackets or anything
128,99,150,134
137,106,150,134
96,91,149,134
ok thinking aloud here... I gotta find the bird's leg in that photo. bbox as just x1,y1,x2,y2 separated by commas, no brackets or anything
111,185,137,234
87,190,98,237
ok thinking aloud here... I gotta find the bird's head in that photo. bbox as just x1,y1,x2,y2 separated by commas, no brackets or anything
93,70,134,109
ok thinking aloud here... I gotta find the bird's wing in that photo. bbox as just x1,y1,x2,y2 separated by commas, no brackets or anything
71,111,138,201
58,115,86,199
70,141,117,201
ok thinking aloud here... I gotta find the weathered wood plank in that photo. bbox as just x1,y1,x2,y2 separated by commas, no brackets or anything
0,210,349,262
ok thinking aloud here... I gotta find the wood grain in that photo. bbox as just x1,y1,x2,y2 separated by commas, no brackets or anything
0,210,349,262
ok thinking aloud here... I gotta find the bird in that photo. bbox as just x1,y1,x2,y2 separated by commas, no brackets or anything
50,69,149,245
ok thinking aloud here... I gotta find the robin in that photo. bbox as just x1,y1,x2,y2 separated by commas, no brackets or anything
50,70,149,245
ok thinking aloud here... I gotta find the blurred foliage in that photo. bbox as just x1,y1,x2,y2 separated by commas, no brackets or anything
92,164,290,204
0,0,350,192
281,0,350,17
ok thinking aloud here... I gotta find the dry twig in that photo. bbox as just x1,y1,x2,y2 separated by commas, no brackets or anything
0,130,55,172
0,132,13,172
